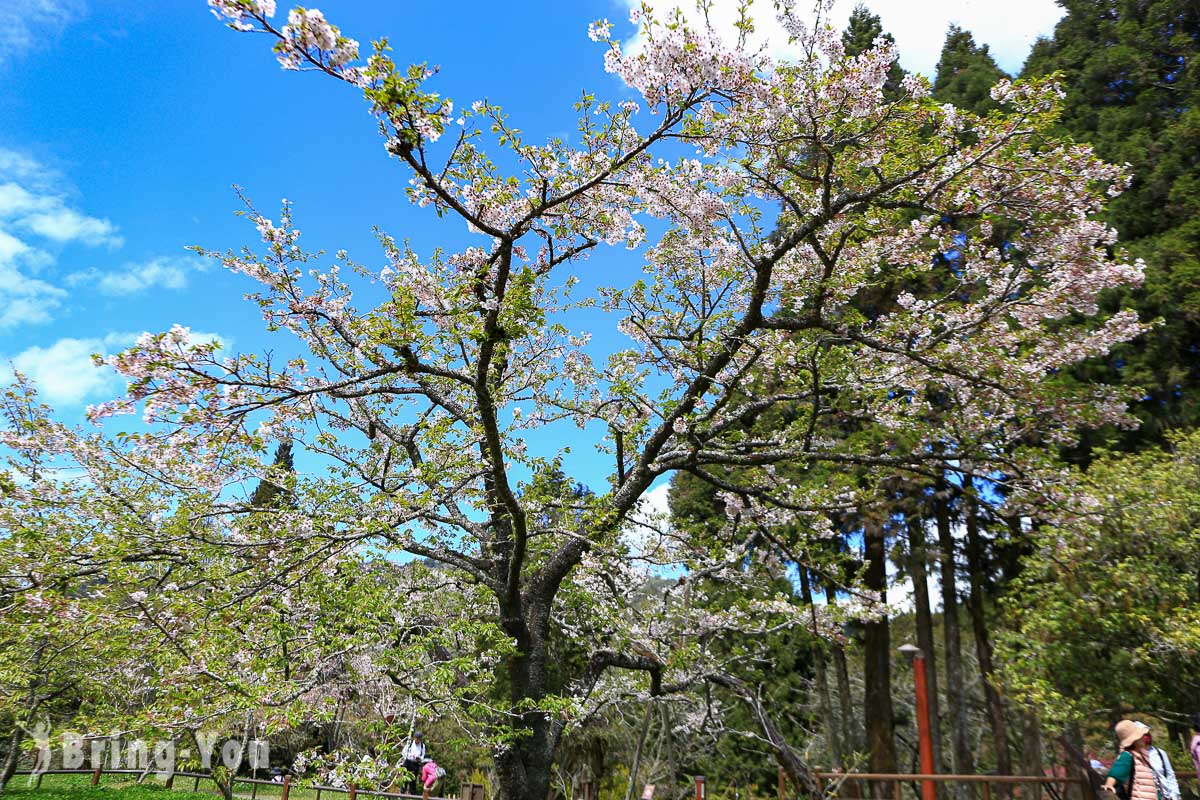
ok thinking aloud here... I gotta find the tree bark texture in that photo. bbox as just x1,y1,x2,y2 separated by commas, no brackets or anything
963,478,1012,784
935,479,975,800
801,569,844,768
826,580,858,759
906,513,945,777
1020,711,1045,800
863,517,897,799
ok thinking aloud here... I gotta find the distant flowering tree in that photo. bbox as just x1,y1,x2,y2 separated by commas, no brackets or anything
74,0,1150,797
0,379,151,791
0,378,436,799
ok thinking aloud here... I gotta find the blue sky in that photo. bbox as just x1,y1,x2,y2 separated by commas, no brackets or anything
0,0,1065,503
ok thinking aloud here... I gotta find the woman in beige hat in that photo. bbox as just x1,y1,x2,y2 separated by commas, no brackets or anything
1103,720,1164,800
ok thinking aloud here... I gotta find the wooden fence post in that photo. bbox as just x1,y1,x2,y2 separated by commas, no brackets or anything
348,784,357,800
281,776,291,800
165,771,175,789
92,767,103,786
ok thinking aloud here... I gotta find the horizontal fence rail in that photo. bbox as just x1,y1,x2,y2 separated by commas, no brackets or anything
797,770,1096,800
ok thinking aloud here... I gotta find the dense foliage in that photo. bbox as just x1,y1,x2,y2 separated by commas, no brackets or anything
1023,0,1200,451
998,429,1200,723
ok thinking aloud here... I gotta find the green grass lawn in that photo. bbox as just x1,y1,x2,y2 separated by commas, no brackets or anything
7,773,417,800
5,773,303,800
6,773,196,800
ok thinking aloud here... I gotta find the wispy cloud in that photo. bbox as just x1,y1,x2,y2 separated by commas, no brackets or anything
0,177,121,248
0,226,66,327
67,255,208,296
0,146,120,328
0,0,85,67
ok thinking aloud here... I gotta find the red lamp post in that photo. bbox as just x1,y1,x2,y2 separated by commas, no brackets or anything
900,643,937,800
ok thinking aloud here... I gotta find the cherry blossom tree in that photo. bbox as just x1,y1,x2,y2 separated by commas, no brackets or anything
0,378,157,791
0,378,441,798
75,1,1151,797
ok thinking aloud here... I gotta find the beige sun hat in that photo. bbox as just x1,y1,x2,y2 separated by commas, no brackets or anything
1115,719,1150,749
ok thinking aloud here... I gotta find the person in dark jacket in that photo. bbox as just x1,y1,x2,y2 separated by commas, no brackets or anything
400,732,425,795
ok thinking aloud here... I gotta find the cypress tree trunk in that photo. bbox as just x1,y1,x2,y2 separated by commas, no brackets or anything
963,478,1012,784
826,580,857,759
1020,711,1044,800
935,478,974,799
801,569,843,768
905,513,945,777
863,517,897,799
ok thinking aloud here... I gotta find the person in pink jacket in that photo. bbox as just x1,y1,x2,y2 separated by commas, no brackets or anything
420,760,445,797
1190,714,1200,786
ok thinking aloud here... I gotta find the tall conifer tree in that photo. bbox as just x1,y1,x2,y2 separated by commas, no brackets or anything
1023,0,1200,452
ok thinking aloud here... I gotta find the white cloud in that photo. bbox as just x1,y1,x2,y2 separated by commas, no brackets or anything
619,0,1063,78
67,255,208,296
0,332,133,408
0,147,123,328
0,228,65,326
0,179,121,248
0,150,46,183
179,329,231,350
22,207,120,246
0,329,230,409
0,182,44,215
622,479,678,567
0,0,85,67
641,480,673,519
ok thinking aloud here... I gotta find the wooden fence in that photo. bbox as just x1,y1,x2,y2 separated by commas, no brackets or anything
807,771,1090,800
23,766,1182,800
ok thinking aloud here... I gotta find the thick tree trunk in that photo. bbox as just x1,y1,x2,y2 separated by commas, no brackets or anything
1020,712,1044,800
863,518,897,799
0,726,24,794
801,570,844,768
935,478,974,799
813,643,843,770
588,738,606,799
905,513,945,777
826,580,857,759
963,480,1012,784
494,601,556,800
